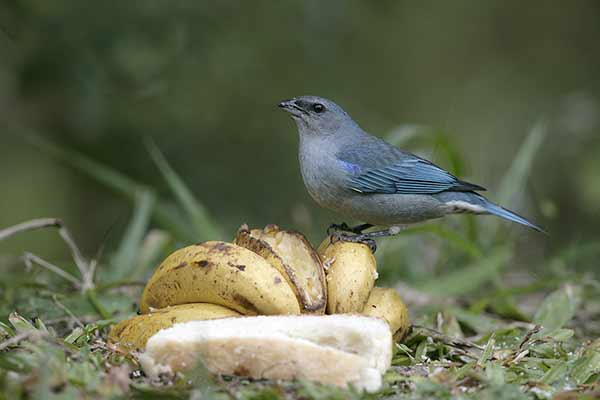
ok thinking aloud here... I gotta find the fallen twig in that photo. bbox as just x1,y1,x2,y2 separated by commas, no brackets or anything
23,252,81,288
52,295,84,328
0,218,63,241
0,218,94,291
0,332,35,351
518,324,542,351
413,325,485,351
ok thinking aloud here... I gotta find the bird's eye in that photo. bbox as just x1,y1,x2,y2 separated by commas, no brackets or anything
313,103,325,113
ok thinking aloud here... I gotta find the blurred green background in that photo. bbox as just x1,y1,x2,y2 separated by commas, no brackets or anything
1,0,600,287
2,3,600,398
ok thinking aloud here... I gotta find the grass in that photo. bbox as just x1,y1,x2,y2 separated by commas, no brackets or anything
0,126,598,399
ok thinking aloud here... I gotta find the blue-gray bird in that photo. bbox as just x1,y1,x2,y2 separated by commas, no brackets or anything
278,96,544,250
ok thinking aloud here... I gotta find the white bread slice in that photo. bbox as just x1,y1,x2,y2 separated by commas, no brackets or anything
140,314,392,392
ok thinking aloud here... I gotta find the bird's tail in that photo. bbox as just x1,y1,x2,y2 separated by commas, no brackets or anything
481,199,546,233
436,191,546,233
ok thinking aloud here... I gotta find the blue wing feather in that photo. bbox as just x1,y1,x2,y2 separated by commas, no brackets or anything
343,156,485,195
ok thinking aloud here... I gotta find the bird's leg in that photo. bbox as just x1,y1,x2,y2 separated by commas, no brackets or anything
331,231,378,253
327,222,373,235
331,225,406,253
327,222,351,235
354,225,407,240
348,223,374,234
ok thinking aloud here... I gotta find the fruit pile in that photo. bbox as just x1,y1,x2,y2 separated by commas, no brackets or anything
109,224,410,388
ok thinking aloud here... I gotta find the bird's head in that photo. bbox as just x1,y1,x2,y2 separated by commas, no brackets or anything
278,96,355,136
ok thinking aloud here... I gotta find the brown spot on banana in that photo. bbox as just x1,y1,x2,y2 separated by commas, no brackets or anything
194,260,211,268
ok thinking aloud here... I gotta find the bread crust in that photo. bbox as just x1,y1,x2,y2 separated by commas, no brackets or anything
140,315,391,392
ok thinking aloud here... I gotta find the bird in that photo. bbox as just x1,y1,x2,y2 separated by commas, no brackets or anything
278,95,544,251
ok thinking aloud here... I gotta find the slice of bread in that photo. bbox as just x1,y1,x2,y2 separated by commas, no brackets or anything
140,314,392,392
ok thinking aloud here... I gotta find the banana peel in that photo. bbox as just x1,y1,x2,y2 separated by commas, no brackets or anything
318,237,378,314
140,241,301,315
109,303,241,351
234,224,327,314
362,287,411,341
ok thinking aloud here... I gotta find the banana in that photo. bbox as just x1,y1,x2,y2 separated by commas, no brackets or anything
109,303,241,351
234,225,327,314
362,287,411,342
318,237,377,314
140,241,301,315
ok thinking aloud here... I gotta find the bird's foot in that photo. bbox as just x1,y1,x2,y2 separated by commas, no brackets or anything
328,225,408,253
330,231,377,253
327,222,351,236
327,222,374,235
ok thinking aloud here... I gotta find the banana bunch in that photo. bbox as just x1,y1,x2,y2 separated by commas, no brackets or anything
109,225,410,351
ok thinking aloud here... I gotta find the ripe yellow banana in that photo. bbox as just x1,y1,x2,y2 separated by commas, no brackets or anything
318,237,377,314
109,303,241,351
362,287,411,341
235,225,327,314
140,241,301,315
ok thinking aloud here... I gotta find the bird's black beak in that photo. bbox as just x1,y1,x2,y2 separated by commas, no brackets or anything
278,99,295,109
278,98,305,118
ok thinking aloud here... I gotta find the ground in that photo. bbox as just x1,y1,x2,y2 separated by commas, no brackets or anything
1,136,598,399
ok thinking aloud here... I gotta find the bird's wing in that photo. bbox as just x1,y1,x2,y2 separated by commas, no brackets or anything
339,151,485,195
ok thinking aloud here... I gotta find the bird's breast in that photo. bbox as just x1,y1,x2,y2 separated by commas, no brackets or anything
298,141,348,209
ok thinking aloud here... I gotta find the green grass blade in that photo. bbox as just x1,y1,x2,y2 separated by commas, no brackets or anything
110,189,155,280
0,321,15,338
27,134,144,198
485,362,505,386
478,333,496,366
27,134,197,241
130,229,172,279
430,132,466,177
533,285,582,335
145,138,222,241
418,249,510,297
384,126,466,176
377,224,483,268
541,362,569,385
451,308,502,334
497,120,547,205
571,349,600,384
479,120,547,240
8,312,36,333
400,224,483,259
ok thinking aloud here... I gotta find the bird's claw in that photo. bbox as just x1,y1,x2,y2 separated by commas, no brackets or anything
327,222,351,236
329,231,377,253
362,238,377,253
327,222,373,235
